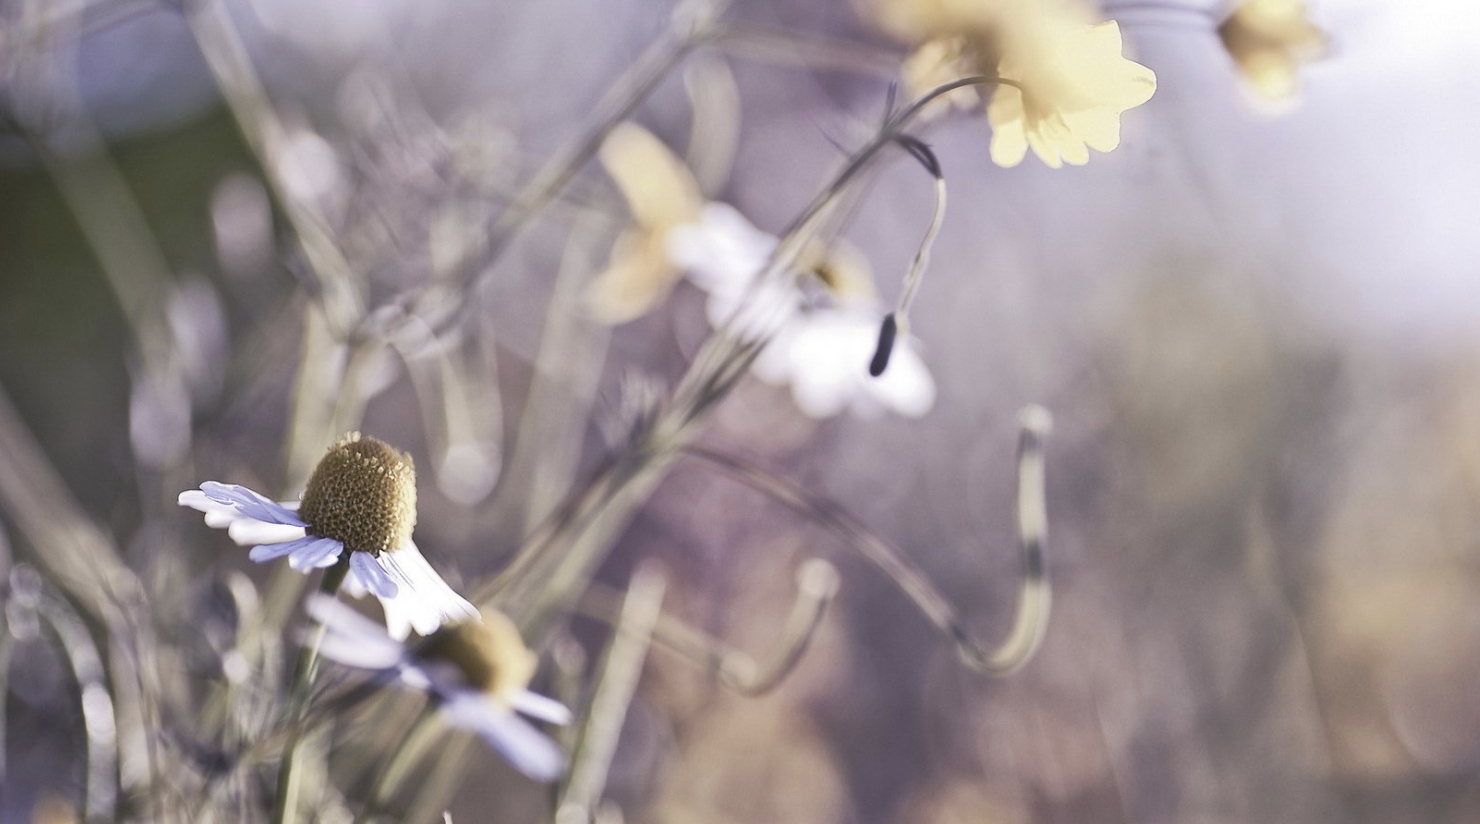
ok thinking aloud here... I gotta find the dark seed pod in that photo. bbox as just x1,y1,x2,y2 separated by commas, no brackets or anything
869,313,898,378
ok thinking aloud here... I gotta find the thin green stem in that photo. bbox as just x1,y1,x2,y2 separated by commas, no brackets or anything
270,556,351,824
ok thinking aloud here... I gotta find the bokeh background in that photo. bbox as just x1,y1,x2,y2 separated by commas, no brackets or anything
4,0,1480,822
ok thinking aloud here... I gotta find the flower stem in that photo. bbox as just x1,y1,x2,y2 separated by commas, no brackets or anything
270,554,352,824
353,703,441,824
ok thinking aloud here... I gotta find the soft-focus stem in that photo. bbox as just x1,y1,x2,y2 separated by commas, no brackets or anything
710,23,901,77
34,587,120,822
681,403,1052,676
448,16,711,296
354,703,440,824
270,557,351,824
484,437,690,646
486,211,610,539
894,175,947,331
402,732,475,824
489,75,1013,648
0,386,163,807
572,559,839,696
556,564,666,823
184,0,364,333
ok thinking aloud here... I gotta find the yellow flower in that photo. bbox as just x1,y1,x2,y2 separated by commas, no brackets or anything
858,0,1155,168
987,20,1156,168
584,122,703,324
865,0,1021,112
1219,0,1326,101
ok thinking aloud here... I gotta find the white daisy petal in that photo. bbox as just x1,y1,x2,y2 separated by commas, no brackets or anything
287,537,345,571
349,551,399,599
666,202,775,293
306,594,408,670
182,486,309,545
440,693,566,782
178,490,239,526
198,482,306,526
249,535,317,563
379,596,416,643
373,541,480,639
398,665,434,691
227,519,307,547
341,570,370,598
511,690,573,726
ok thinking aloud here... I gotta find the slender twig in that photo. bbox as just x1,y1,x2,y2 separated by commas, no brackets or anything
557,564,665,823
572,559,839,696
485,210,612,539
182,0,364,334
681,405,1052,675
270,557,351,824
33,584,120,822
710,23,902,77
0,386,167,808
404,9,723,343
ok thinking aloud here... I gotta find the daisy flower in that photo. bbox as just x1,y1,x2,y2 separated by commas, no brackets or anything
180,432,478,639
667,203,937,419
307,595,571,781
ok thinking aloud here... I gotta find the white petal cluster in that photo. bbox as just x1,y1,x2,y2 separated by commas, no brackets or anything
667,203,936,419
179,482,477,639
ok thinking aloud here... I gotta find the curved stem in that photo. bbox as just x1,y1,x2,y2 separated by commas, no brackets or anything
33,585,119,822
673,74,1010,408
489,73,1018,642
557,564,665,823
572,558,839,696
270,556,351,824
680,405,1052,675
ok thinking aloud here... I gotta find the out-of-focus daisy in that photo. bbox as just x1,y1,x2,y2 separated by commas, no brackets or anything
307,595,571,781
860,0,1156,168
1218,0,1325,102
668,203,936,419
180,433,478,639
584,122,704,324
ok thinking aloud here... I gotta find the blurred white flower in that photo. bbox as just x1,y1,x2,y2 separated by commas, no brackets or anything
668,203,936,419
758,310,936,419
667,202,792,338
179,433,477,639
308,595,570,781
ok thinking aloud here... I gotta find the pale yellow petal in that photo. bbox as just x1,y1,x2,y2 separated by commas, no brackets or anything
1063,107,1122,153
599,122,702,231
1057,137,1089,166
990,120,1030,168
1025,125,1064,169
584,231,681,324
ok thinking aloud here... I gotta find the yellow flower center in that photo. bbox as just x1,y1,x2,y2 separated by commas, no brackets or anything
299,432,417,556
415,610,536,700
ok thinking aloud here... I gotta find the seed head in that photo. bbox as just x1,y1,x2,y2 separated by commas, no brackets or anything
416,609,536,701
299,432,417,555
